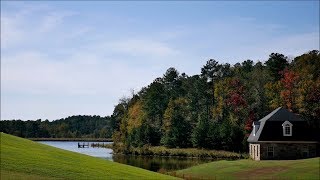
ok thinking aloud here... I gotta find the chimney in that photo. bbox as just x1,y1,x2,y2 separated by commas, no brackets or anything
252,121,260,136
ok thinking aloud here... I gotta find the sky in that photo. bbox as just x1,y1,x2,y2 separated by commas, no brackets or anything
1,1,319,120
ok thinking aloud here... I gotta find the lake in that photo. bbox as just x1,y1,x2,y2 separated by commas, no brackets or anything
39,141,212,172
39,141,113,160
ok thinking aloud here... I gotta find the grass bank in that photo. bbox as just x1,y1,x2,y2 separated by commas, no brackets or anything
113,144,245,159
173,157,320,179
0,133,176,179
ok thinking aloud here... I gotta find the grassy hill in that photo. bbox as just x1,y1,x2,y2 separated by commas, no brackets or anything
0,133,176,179
174,157,320,179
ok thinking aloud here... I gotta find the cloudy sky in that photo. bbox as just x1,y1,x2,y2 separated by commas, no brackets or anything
1,1,319,120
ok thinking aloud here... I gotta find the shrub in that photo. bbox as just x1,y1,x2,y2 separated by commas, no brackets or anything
114,145,246,159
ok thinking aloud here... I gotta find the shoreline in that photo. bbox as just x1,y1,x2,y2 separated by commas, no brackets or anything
112,145,247,159
112,153,242,160
29,137,113,142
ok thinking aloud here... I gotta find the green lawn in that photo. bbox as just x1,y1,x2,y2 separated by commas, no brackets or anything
0,133,176,179
175,157,320,179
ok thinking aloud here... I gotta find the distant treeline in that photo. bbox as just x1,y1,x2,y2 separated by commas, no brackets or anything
111,50,320,153
0,115,114,139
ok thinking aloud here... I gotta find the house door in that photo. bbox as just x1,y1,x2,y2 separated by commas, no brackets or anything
256,144,260,160
252,144,260,160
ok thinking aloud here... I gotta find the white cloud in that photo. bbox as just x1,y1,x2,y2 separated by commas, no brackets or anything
1,5,81,50
226,32,320,62
1,50,161,120
39,11,76,33
1,51,157,95
175,17,319,64
98,39,179,57
1,15,24,48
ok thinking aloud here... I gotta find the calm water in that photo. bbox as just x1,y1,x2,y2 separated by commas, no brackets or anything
39,141,113,160
112,154,212,172
39,141,212,172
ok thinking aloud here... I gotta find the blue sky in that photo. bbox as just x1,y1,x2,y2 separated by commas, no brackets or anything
1,1,319,120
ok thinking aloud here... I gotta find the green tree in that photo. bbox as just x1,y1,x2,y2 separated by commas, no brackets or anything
141,79,169,145
161,98,192,148
191,112,210,148
265,53,289,81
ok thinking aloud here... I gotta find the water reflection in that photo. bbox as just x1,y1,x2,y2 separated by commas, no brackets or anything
38,141,213,172
112,154,212,172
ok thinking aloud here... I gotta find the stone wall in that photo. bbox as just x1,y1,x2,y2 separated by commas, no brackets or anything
259,143,318,160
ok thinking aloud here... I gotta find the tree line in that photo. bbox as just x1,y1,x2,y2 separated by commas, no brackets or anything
0,115,113,139
1,50,319,152
111,50,320,152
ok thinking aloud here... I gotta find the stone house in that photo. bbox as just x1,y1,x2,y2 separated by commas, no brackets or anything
247,107,319,160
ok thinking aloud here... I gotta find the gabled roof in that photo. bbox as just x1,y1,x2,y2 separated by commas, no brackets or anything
258,107,303,122
247,107,310,143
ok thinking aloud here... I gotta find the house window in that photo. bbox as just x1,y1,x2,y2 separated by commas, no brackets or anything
309,146,316,157
285,125,290,134
267,146,274,157
282,121,293,136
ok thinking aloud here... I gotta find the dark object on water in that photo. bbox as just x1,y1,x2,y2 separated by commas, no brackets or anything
91,143,109,148
78,142,89,148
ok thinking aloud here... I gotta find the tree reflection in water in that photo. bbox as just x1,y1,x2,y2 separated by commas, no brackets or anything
112,154,213,172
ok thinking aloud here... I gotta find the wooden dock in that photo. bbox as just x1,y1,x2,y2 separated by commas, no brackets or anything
78,142,89,148
91,143,108,148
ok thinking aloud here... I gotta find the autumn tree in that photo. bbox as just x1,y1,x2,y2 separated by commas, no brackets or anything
280,69,299,111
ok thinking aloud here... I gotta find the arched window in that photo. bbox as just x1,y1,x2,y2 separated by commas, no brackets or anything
282,121,293,136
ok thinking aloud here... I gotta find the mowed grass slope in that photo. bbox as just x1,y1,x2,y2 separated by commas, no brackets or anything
0,133,176,179
175,157,320,179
